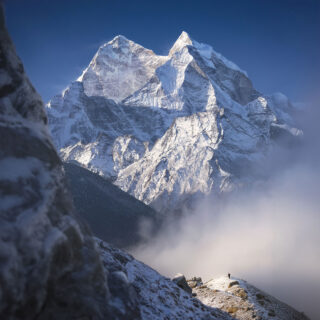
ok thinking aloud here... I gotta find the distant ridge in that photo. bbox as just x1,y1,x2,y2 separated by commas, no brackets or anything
64,162,159,248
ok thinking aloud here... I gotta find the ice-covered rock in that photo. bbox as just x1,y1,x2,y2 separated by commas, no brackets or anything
187,276,203,288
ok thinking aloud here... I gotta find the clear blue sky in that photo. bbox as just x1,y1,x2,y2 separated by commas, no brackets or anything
3,0,320,103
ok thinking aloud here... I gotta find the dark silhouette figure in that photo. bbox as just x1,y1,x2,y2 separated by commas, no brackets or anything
228,273,231,279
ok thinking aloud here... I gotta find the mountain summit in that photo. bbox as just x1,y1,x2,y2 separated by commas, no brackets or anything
47,32,301,213
169,31,194,55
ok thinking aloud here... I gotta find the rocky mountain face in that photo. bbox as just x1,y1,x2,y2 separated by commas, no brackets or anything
47,31,302,213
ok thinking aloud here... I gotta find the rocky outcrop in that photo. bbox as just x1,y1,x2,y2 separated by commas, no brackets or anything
47,30,302,214
187,276,203,289
172,273,192,294
193,276,310,320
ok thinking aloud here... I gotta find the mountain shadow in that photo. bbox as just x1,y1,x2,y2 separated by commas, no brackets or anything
64,162,161,248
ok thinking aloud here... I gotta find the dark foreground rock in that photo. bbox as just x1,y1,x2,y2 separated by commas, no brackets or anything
172,274,192,294
0,4,124,319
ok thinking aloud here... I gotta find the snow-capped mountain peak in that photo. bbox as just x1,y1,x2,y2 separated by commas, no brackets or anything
47,32,301,213
77,34,168,102
169,31,194,55
170,31,247,77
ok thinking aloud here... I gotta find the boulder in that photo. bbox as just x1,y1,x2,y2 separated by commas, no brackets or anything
188,280,198,288
227,306,239,314
233,288,248,300
228,280,240,288
172,273,192,294
187,276,203,288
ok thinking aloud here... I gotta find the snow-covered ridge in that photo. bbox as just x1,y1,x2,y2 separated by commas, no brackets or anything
98,239,310,320
47,31,301,213
194,275,309,319
76,34,168,102
97,239,234,320
169,31,248,76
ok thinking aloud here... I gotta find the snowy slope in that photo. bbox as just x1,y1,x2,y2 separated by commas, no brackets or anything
97,239,235,320
47,31,302,213
98,239,310,320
